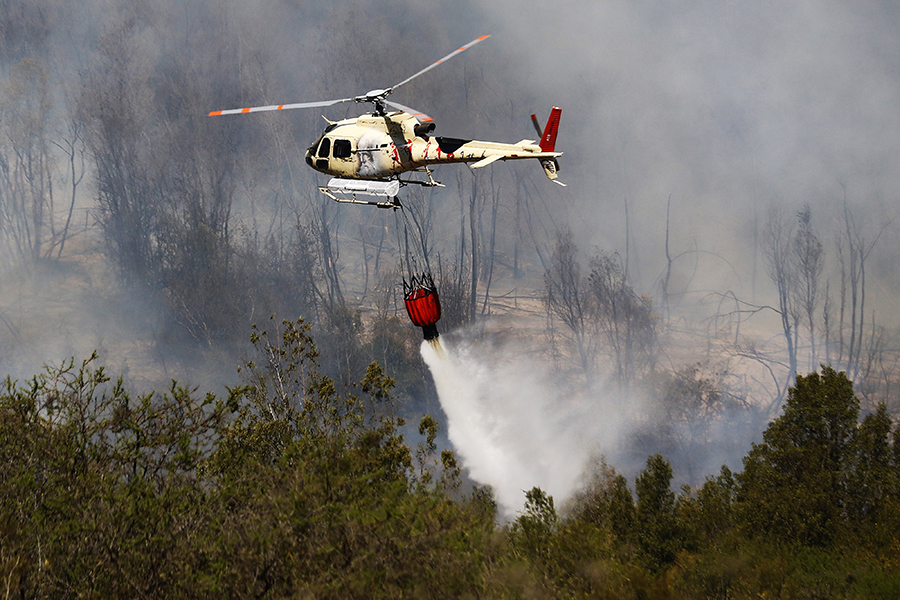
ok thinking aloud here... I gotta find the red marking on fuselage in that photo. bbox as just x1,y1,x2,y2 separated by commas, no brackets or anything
434,147,454,161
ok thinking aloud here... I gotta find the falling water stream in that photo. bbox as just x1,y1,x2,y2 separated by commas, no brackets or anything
420,337,602,516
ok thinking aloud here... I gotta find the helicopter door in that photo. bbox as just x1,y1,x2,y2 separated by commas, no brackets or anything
332,139,355,176
316,137,330,170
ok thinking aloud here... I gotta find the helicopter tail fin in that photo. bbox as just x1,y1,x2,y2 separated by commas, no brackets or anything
532,107,565,185
538,106,562,152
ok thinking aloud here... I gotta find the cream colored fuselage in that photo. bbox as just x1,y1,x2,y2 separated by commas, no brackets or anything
304,112,559,180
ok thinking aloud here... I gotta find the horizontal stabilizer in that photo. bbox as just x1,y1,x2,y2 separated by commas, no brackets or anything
471,154,504,169
326,178,400,197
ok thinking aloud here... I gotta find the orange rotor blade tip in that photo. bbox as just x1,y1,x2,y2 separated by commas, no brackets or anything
209,110,223,117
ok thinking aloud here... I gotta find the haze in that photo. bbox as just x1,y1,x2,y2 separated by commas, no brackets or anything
2,0,899,509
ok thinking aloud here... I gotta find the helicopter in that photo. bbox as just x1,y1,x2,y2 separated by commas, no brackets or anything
209,35,564,208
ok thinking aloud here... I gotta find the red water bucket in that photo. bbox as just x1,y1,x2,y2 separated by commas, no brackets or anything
404,275,441,340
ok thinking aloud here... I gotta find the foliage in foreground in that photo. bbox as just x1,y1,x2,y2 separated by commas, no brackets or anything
0,319,493,598
2,326,900,598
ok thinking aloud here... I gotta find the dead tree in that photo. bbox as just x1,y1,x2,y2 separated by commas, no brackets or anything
51,106,86,259
545,228,592,376
763,206,799,386
586,250,658,391
0,57,54,264
837,193,885,383
793,205,824,373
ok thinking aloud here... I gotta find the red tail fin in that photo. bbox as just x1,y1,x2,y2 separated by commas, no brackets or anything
539,106,562,152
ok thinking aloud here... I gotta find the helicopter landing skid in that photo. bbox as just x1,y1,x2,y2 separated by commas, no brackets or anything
402,167,445,188
317,170,443,208
399,178,445,188
318,186,400,209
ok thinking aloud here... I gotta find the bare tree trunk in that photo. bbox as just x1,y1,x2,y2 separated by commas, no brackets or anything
53,118,86,259
513,175,523,278
481,172,500,315
793,205,824,373
823,280,833,366
662,194,673,323
837,191,885,382
316,197,344,314
764,206,798,386
837,239,847,366
843,203,861,380
1,58,53,265
545,228,592,378
359,222,371,301
521,178,553,272
403,185,434,272
587,250,657,391
467,176,479,322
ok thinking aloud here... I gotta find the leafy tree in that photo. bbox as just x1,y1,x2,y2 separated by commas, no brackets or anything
206,317,496,598
1,321,498,598
848,403,897,544
365,305,430,413
737,366,859,546
674,465,738,559
635,454,679,570
696,466,738,542
567,456,635,543
504,487,562,596
510,487,559,562
0,352,229,597
507,484,642,599
893,423,900,496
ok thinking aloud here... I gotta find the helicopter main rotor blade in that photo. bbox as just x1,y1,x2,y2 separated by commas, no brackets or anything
209,97,354,117
387,34,490,94
384,100,434,123
209,35,490,117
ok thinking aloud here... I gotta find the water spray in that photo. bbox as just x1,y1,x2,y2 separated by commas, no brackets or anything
420,335,612,517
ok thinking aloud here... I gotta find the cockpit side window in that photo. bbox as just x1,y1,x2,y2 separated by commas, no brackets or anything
333,139,352,159
318,137,331,158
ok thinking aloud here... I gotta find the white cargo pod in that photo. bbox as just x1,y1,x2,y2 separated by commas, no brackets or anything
327,178,400,197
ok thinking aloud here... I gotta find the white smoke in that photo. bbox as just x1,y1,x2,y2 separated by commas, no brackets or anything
421,335,636,517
